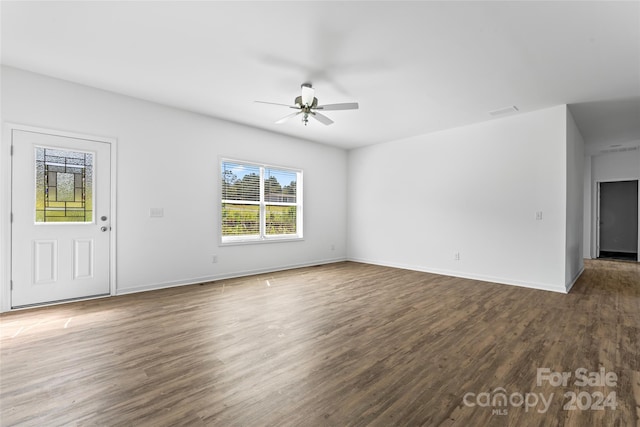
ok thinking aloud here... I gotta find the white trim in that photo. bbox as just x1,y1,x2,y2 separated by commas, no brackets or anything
565,265,585,293
1,123,118,313
6,123,116,144
109,134,118,296
594,178,639,261
116,257,346,296
347,256,570,294
596,181,601,258
591,172,597,259
219,157,303,245
1,125,12,312
220,236,305,246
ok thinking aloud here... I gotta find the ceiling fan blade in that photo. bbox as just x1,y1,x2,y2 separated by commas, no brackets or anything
311,111,334,126
301,85,315,106
255,100,298,109
275,111,302,124
315,102,359,111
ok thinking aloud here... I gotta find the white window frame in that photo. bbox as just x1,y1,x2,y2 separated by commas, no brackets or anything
220,158,303,245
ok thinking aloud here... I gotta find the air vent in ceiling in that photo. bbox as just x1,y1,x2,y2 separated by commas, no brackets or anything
488,105,519,116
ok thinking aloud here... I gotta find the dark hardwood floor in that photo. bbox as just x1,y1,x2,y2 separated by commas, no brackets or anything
1,260,638,426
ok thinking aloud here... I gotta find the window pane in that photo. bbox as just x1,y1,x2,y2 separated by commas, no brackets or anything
56,173,75,201
266,205,297,235
221,162,260,201
220,160,302,242
35,147,93,223
222,203,260,236
265,168,297,203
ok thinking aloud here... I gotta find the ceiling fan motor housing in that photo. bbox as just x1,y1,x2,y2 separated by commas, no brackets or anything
295,95,318,109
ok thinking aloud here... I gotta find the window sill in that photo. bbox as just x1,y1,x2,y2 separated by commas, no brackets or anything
219,236,304,246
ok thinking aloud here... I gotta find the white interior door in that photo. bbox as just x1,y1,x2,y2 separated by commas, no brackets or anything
11,130,112,307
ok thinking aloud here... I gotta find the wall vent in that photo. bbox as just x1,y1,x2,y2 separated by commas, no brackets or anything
488,105,519,116
600,146,639,154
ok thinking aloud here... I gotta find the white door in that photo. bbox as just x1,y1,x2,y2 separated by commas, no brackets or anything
11,130,112,307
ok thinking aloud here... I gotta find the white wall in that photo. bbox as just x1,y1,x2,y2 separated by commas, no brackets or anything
1,66,347,309
565,108,585,290
0,66,594,310
583,146,640,258
348,105,571,292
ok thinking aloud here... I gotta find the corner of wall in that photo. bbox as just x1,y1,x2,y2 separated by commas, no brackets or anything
565,106,586,288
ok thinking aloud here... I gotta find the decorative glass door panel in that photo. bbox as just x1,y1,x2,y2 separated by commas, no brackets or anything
35,147,94,223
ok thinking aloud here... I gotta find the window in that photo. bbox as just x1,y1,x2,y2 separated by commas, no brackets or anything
221,159,302,243
35,147,94,223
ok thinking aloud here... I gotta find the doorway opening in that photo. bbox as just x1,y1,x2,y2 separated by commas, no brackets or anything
597,180,639,261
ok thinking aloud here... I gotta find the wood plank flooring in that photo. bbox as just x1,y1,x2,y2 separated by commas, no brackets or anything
1,260,638,426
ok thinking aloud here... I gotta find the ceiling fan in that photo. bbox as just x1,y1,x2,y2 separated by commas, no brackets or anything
255,83,359,126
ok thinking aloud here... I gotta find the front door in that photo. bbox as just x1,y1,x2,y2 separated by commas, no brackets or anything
11,130,112,307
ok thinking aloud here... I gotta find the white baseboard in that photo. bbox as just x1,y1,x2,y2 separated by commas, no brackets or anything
565,266,585,293
5,255,575,311
116,257,348,296
347,257,569,294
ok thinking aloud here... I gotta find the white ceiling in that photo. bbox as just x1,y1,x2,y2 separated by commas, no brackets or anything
2,1,639,150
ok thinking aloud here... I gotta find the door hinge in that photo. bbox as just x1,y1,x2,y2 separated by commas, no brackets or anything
10,280,13,290
10,212,13,223
10,145,13,156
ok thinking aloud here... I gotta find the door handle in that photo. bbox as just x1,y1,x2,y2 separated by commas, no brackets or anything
100,226,109,232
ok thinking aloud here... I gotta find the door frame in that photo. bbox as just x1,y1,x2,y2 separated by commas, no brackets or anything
594,178,640,260
1,123,118,312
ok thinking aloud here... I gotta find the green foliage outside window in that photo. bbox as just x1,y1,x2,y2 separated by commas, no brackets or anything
221,161,301,240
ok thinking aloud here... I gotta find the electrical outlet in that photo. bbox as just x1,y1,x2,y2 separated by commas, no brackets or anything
331,244,335,251
536,211,543,220
212,255,218,264
454,252,460,261
149,207,164,218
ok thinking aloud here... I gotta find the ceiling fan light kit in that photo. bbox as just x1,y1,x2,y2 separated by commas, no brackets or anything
256,83,359,126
